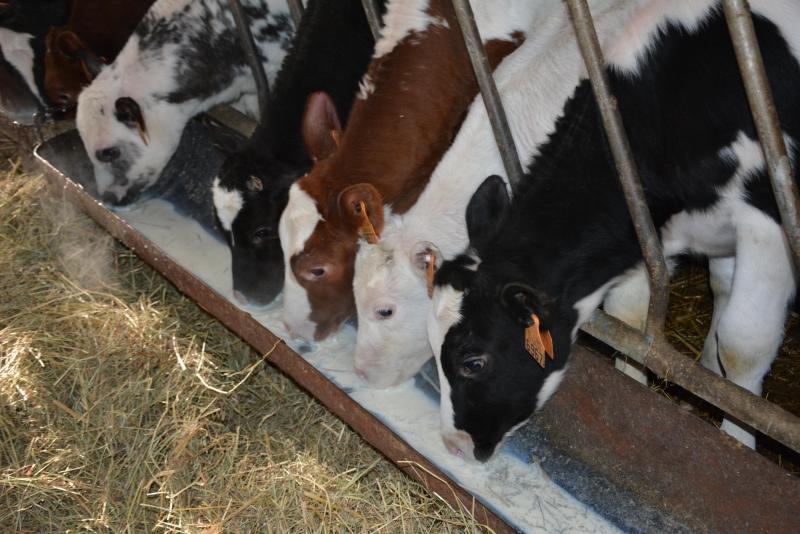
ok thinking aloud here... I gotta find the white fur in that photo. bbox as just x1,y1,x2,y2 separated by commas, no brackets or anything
356,0,651,388
536,369,567,410
76,0,290,202
0,28,41,104
211,178,243,232
279,183,320,340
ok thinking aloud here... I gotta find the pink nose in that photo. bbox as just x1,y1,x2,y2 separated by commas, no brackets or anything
442,431,474,460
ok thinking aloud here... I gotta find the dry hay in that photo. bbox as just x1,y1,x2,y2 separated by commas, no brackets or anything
0,158,485,532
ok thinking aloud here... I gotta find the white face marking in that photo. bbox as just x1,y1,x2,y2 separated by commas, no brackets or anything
279,184,321,340
211,178,243,232
0,28,41,104
428,283,464,437
536,368,567,410
353,229,434,387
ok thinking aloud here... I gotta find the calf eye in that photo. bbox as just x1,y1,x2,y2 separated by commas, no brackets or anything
460,355,486,377
251,226,274,246
375,306,395,320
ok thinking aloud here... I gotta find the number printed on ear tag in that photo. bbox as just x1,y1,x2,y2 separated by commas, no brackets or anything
525,314,554,368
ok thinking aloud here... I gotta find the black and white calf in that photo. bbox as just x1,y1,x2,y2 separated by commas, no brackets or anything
0,0,72,107
212,0,381,306
76,0,293,206
428,1,800,462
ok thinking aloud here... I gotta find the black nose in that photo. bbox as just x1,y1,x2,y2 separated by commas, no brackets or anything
57,93,71,106
95,146,120,163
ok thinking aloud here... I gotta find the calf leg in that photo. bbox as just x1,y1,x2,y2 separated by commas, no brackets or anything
700,256,735,374
604,265,651,384
707,209,795,448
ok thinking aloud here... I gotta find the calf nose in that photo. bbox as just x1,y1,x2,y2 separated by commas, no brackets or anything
233,289,249,306
442,431,475,461
95,146,120,163
57,93,72,107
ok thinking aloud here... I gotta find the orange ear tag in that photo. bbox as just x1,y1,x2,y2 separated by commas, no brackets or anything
137,121,150,146
330,129,342,148
356,200,379,244
425,250,437,298
525,314,555,368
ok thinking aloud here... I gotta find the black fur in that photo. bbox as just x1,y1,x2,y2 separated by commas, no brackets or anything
0,0,73,105
435,7,800,461
214,0,384,305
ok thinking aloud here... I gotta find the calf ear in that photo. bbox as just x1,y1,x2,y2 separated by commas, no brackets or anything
466,175,510,251
338,183,383,244
500,282,554,329
54,31,89,60
302,91,342,162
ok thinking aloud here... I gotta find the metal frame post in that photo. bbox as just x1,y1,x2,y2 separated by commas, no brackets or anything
287,0,304,27
722,0,800,270
450,0,525,189
360,0,383,41
229,0,270,116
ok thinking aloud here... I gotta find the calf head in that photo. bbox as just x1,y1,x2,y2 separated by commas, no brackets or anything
44,28,104,111
76,43,189,206
427,176,569,462
212,150,299,306
279,92,384,342
353,226,442,388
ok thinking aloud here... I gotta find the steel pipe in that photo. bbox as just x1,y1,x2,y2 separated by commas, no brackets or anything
581,310,800,452
722,0,800,271
450,0,525,190
566,0,670,337
287,0,304,27
360,0,383,41
228,0,270,117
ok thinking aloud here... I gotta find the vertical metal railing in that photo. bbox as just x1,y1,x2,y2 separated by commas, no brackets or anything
360,0,383,41
451,0,525,189
722,0,800,271
287,0,304,27
435,0,800,452
229,0,270,115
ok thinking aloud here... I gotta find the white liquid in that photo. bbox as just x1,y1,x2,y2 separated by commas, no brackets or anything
123,199,618,533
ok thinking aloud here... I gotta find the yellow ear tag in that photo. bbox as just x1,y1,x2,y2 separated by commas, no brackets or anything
356,200,379,244
330,129,342,148
425,250,437,298
525,314,555,368
137,121,150,146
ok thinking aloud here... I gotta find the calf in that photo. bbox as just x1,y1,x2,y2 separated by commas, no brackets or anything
76,0,293,206
212,0,383,307
0,0,72,107
44,0,156,112
279,0,538,343
352,0,644,388
429,0,800,461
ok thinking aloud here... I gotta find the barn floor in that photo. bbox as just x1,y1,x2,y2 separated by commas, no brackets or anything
0,137,486,532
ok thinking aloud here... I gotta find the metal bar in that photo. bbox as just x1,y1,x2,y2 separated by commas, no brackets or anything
565,0,670,337
228,0,270,117
722,0,800,271
450,0,525,189
360,0,382,42
580,309,800,453
287,0,304,27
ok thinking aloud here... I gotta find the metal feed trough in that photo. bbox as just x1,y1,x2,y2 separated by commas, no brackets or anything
0,0,797,531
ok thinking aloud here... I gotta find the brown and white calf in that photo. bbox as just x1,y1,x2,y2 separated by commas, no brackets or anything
44,0,156,112
278,0,542,342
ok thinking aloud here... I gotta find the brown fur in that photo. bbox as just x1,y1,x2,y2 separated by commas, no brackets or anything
291,0,524,340
43,0,154,109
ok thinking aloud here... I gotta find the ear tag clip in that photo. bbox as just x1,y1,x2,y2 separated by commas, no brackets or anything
330,129,343,148
356,200,379,244
425,250,437,298
525,314,554,368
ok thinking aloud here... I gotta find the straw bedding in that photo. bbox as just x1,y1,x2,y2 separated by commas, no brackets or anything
0,138,483,532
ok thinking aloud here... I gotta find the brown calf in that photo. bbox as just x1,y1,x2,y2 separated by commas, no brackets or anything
280,0,529,342
44,0,154,109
